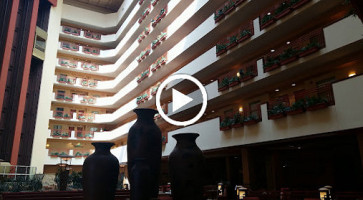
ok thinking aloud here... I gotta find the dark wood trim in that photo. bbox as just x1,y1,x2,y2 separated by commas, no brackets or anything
10,0,40,165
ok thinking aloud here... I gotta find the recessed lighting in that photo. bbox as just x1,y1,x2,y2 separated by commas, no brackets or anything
349,72,356,77
168,100,171,103
236,72,240,77
46,144,50,148
286,41,291,45
267,12,271,15
211,110,215,113
291,83,296,87
271,49,275,52
275,89,280,92
210,79,214,82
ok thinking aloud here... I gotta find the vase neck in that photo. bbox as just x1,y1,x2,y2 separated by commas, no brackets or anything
92,142,114,154
173,133,199,148
134,108,158,123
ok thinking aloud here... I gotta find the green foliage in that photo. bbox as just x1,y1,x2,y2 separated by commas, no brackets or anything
238,29,251,39
244,114,259,122
279,47,299,60
69,171,82,189
219,77,230,88
305,96,328,107
285,99,305,112
263,56,280,68
229,76,240,84
274,1,290,15
220,117,233,128
214,9,224,20
0,175,43,192
232,112,243,125
300,41,320,52
223,0,235,13
261,14,274,25
216,43,227,53
228,35,237,45
268,103,286,116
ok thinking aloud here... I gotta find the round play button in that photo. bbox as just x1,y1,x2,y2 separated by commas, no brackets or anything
156,74,207,126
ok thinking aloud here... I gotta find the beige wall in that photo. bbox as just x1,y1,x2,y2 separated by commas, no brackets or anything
162,75,363,156
31,0,64,173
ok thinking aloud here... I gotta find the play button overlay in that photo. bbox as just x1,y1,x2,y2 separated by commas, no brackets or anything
156,74,207,127
172,89,193,113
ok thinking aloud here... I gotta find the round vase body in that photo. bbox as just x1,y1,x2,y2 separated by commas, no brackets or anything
169,133,206,200
127,108,162,200
83,142,120,200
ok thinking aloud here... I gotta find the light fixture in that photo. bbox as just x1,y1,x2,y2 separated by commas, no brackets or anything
46,144,50,148
211,110,215,113
218,183,224,197
286,41,291,45
237,72,240,77
348,72,356,77
291,83,296,87
271,49,275,52
275,89,280,92
319,187,329,200
239,106,243,113
210,79,214,82
267,12,271,15
237,186,247,199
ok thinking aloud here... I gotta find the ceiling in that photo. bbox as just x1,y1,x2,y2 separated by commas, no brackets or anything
64,0,124,13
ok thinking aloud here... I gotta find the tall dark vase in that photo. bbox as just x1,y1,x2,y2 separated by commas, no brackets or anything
127,108,162,200
169,133,206,200
83,142,120,200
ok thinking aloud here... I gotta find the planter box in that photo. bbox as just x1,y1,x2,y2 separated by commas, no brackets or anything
226,42,238,50
286,108,305,115
216,49,227,56
229,81,240,87
151,67,157,72
237,33,252,43
244,119,259,126
306,102,328,111
291,0,311,9
269,113,286,120
220,126,231,131
152,0,158,6
235,0,245,7
260,18,275,30
232,123,243,128
218,86,229,92
241,74,256,82
264,63,280,72
214,14,225,23
280,56,298,66
223,6,235,15
274,8,292,20
298,46,320,58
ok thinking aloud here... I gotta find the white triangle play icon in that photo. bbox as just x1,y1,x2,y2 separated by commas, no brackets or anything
172,89,193,113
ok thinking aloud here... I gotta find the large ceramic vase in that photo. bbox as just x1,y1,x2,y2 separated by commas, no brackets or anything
127,108,162,200
83,142,120,200
169,133,206,200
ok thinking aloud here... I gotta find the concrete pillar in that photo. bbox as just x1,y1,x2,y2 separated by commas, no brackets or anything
241,148,251,188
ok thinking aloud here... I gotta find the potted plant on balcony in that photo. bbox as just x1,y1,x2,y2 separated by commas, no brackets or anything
56,95,64,100
216,43,227,56
290,0,311,9
91,48,100,55
220,117,232,131
237,29,252,43
231,112,244,128
61,132,70,137
52,131,61,137
71,28,81,36
268,103,286,120
81,79,88,86
227,34,238,50
67,77,76,85
85,133,94,139
143,93,149,101
75,152,83,157
260,13,275,29
50,152,59,157
214,9,225,23
70,43,79,51
243,114,260,125
63,26,72,34
223,0,236,15
152,39,160,49
83,47,92,54
78,115,86,121
84,31,93,39
263,56,280,72
89,64,98,71
229,75,240,87
139,0,144,5
298,40,321,57
240,68,257,82
151,0,158,6
136,96,143,104
61,42,71,50
218,77,230,91
160,56,167,65
285,99,305,115
274,1,292,20
279,47,299,65
305,96,329,111
145,27,150,35
138,34,145,43
64,96,73,101
54,112,63,118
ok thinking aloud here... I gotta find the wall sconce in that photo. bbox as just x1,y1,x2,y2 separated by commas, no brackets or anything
239,106,243,113
218,182,223,196
236,185,247,199
237,72,240,77
348,72,356,77
319,186,331,200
